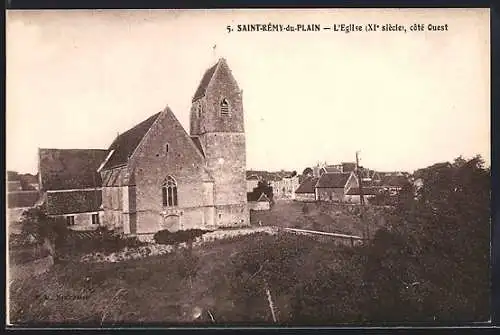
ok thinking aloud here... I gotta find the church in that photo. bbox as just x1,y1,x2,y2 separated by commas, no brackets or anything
94,58,249,239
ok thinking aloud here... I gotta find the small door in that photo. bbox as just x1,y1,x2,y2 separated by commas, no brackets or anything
163,214,180,232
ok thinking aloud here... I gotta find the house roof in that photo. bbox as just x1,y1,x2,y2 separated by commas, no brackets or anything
8,191,40,208
247,192,270,202
46,190,102,216
192,60,221,102
381,175,409,187
101,112,161,170
39,148,108,191
341,162,356,172
323,166,342,173
346,187,379,196
316,172,353,188
295,177,319,194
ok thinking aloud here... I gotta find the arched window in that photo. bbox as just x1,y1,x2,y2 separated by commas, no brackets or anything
162,176,178,207
220,98,230,115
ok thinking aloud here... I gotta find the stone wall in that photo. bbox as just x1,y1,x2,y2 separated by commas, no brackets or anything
130,110,213,234
191,59,249,227
316,188,345,202
295,193,316,202
248,201,270,211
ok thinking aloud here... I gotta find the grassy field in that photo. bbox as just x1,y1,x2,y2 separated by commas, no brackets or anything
8,202,390,325
251,200,389,237
8,232,363,325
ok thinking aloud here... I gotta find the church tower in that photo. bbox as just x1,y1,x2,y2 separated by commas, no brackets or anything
190,58,249,227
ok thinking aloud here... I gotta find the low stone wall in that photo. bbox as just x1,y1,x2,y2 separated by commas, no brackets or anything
80,226,277,264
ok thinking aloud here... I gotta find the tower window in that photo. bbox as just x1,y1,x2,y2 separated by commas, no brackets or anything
162,176,178,207
165,143,170,154
220,98,230,115
198,105,202,118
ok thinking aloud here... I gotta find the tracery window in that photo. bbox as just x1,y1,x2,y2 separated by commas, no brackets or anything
162,176,178,207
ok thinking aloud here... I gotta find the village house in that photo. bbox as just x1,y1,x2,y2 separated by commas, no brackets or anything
247,192,271,211
98,58,249,239
315,171,359,202
246,174,260,193
245,170,299,201
38,148,108,230
294,177,319,202
344,186,379,203
311,162,357,178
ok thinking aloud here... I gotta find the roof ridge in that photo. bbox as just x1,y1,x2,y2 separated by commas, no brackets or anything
192,59,222,102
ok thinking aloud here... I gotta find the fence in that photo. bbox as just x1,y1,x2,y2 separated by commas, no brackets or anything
280,227,365,247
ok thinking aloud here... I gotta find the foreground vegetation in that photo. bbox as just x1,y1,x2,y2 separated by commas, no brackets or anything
9,155,490,325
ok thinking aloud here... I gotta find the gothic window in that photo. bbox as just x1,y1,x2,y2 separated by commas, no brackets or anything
162,176,178,207
220,98,230,115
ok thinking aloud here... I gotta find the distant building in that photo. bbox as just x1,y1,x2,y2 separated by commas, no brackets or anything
344,186,378,203
246,174,260,193
38,148,108,230
246,170,299,200
295,177,319,202
315,171,358,202
7,180,22,192
247,192,271,211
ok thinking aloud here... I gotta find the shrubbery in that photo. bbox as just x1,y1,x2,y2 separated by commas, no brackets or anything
59,226,146,258
153,229,211,246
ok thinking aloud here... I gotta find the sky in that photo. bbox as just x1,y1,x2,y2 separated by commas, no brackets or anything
6,9,490,175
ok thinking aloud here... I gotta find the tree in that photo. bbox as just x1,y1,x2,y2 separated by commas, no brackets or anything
302,167,313,178
361,155,490,322
19,206,68,261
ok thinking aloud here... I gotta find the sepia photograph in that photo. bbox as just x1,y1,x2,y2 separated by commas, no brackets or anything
6,8,491,327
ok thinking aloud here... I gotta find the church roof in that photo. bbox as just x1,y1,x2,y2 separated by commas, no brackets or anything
39,148,108,191
101,112,162,170
192,60,220,102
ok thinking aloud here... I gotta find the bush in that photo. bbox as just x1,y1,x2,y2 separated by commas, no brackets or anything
58,226,145,258
154,229,210,246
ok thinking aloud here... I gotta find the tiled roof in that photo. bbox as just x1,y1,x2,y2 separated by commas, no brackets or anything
101,112,161,170
39,149,108,191
8,191,40,208
316,172,352,188
346,187,380,196
46,190,102,215
381,175,409,187
295,177,319,194
323,166,341,173
247,192,270,202
341,162,356,172
192,61,219,102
